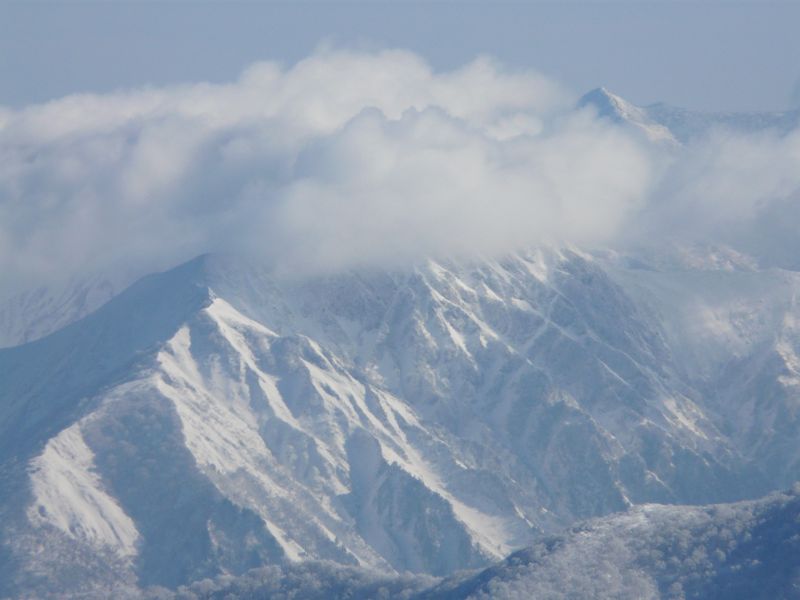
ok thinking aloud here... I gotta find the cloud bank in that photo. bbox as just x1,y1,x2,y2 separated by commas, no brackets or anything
1,49,799,296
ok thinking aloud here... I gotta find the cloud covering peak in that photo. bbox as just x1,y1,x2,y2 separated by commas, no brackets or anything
1,49,799,295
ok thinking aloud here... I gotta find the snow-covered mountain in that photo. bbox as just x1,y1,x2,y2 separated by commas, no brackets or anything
2,245,800,597
580,87,800,144
578,87,677,143
3,91,800,597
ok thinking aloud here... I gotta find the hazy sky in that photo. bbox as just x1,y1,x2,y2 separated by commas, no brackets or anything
2,1,800,112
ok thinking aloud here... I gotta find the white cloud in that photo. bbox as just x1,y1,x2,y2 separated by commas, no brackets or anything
1,48,799,296
257,106,653,273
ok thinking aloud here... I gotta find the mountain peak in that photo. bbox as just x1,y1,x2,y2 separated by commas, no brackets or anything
578,87,677,143
578,87,644,122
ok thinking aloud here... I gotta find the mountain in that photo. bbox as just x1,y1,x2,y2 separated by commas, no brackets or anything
144,485,800,599
3,91,800,597
579,87,800,144
2,245,800,597
578,87,677,143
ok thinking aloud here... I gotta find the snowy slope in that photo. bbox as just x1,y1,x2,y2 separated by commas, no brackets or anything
422,484,800,600
146,485,800,599
603,248,800,490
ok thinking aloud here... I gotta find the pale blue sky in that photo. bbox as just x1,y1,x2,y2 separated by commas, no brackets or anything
1,1,799,112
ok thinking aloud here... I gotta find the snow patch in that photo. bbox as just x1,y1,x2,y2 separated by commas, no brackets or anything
27,424,139,557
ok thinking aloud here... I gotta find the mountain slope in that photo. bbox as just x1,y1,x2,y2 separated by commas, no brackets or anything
422,484,800,600
150,485,800,600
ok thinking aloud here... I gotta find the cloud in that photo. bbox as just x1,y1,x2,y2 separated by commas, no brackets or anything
1,48,799,296
259,106,653,273
632,126,800,267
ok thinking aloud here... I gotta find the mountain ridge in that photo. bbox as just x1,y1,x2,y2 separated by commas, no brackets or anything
579,87,800,143
4,245,799,595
